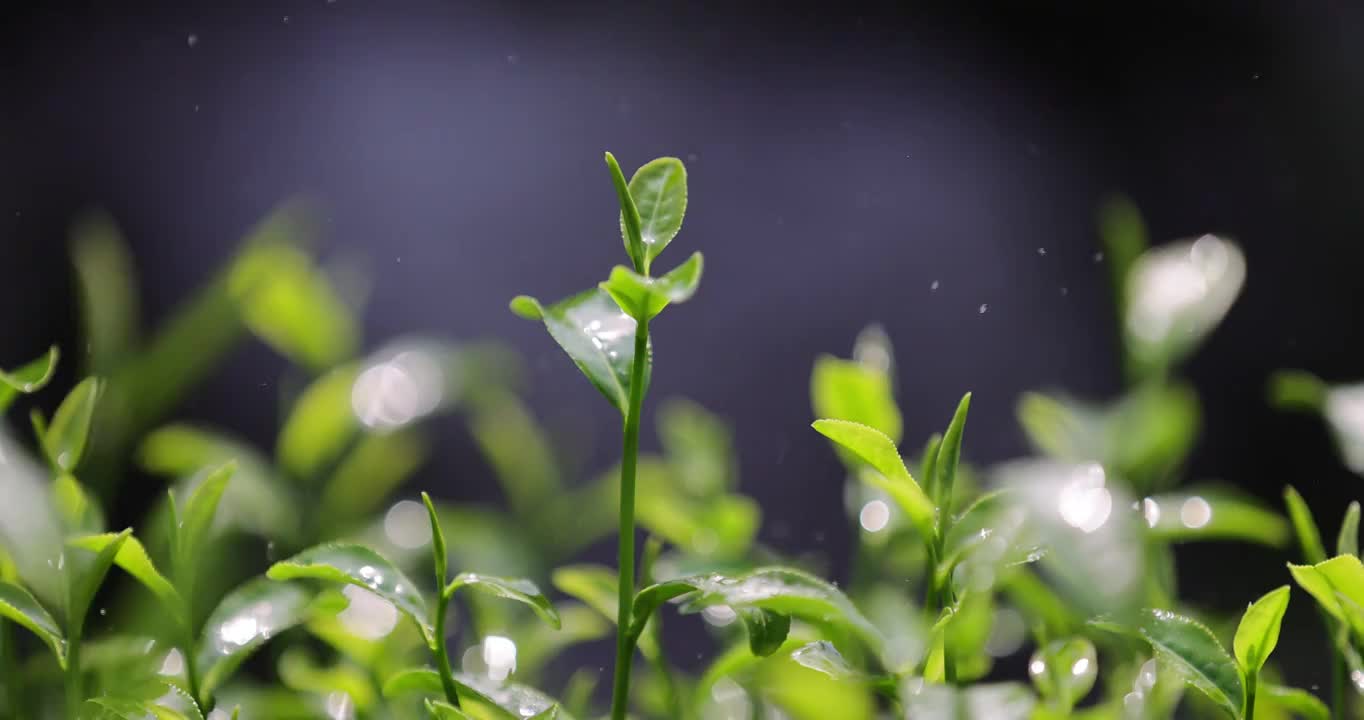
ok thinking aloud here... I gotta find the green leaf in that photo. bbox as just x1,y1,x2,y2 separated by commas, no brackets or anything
174,461,236,587
197,577,317,702
422,493,448,587
1233,585,1289,675
1143,489,1289,547
1268,370,1328,412
278,647,376,710
1123,234,1245,376
1259,684,1330,720
1340,502,1360,558
606,151,646,271
320,429,427,526
425,699,475,719
658,397,735,497
738,607,790,657
0,579,65,666
599,252,704,321
387,669,576,720
810,419,934,543
79,698,193,720
42,377,102,472
932,392,971,514
277,364,361,481
466,392,563,517
1136,608,1243,718
509,289,648,417
445,573,560,629
756,651,876,720
810,353,902,450
1284,486,1328,564
621,155,687,272
1288,555,1364,637
53,473,105,535
267,543,431,643
70,213,139,373
0,345,59,412
68,534,183,628
68,528,131,632
552,565,619,623
1027,637,1097,711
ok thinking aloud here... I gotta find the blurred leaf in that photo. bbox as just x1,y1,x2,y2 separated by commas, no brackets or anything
552,565,618,624
738,607,790,657
267,543,431,643
0,345,59,412
1143,488,1288,547
1268,370,1327,412
42,377,103,473
635,459,758,558
756,652,875,720
1135,608,1242,718
173,461,236,588
810,355,901,453
53,473,105,536
277,365,360,482
79,697,193,720
599,252,704,322
1341,502,1361,557
811,420,933,544
278,647,375,710
69,533,183,629
1284,486,1328,564
621,156,687,272
1234,585,1289,675
1098,196,1148,345
658,398,734,497
1259,684,1329,720
931,393,971,513
1322,384,1364,475
68,528,131,634
424,699,474,719
1028,638,1097,712
466,392,562,519
320,429,426,528
445,573,559,629
509,289,648,417
70,212,140,373
515,603,611,676
0,579,65,666
382,666,442,697
1288,555,1364,638
1016,392,1106,463
1123,235,1245,377
901,680,1037,720
386,668,575,720
1106,383,1200,488
197,577,317,703
228,230,357,372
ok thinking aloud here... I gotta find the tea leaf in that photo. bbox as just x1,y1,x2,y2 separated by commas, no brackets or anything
810,354,901,449
53,473,105,535
42,377,102,472
811,419,934,543
932,392,971,514
1233,585,1289,674
445,573,560,629
68,533,183,628
268,543,431,643
738,607,790,657
174,461,236,585
1288,555,1364,637
1136,608,1242,718
1259,684,1329,720
599,252,704,321
552,565,619,623
388,669,575,719
1284,486,1328,564
422,493,449,587
1340,502,1360,558
425,699,475,719
0,579,65,666
68,528,131,632
197,577,317,702
606,152,646,271
277,364,360,481
625,156,687,271
509,289,648,417
79,697,193,720
0,345,59,412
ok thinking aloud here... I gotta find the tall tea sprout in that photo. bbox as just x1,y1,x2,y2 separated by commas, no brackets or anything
512,152,701,719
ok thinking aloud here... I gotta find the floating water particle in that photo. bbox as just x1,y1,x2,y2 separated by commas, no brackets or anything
384,500,432,549
1057,463,1112,533
1037,247,1047,256
1093,252,1104,263
187,34,198,47
859,500,890,533
1142,497,1161,528
160,648,185,676
979,303,989,314
337,585,398,640
930,280,940,291
482,635,518,682
701,605,737,627
1179,496,1212,529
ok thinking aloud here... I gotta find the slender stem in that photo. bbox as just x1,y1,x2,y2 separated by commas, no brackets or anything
1245,670,1257,720
434,591,462,709
2,620,20,719
610,319,651,720
184,621,204,712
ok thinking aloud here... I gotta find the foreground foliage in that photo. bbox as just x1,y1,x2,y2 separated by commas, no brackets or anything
0,158,1355,719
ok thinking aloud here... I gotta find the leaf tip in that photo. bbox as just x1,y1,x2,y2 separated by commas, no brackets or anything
510,295,543,320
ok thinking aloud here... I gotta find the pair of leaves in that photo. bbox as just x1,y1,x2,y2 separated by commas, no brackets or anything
607,153,687,276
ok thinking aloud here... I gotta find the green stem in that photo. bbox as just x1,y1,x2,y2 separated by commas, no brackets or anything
610,318,651,720
2,620,20,719
184,621,205,712
1245,670,1257,720
434,591,462,709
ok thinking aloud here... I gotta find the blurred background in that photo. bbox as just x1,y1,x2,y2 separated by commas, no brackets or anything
3,0,1364,693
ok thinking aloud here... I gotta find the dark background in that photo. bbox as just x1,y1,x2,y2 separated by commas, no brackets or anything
4,0,1364,689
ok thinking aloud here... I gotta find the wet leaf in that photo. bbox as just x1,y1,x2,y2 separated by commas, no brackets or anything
276,364,360,481
810,353,902,453
599,252,703,322
1028,638,1097,711
69,533,183,628
757,652,875,720
422,493,448,588
509,289,648,417
811,419,934,543
1284,486,1328,564
1234,585,1290,674
267,543,431,643
617,155,687,272
738,607,790,657
1136,608,1242,718
42,377,102,472
68,528,131,633
0,345,59,412
0,579,65,666
197,577,317,702
388,669,575,720
1340,502,1360,558
445,573,559,629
